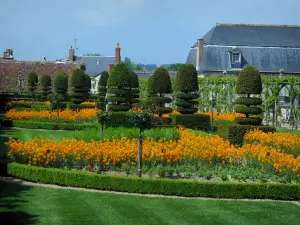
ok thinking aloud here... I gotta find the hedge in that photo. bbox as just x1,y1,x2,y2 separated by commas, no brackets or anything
7,163,300,200
235,105,262,115
235,97,262,106
169,114,211,131
217,124,276,146
67,104,95,110
12,120,98,130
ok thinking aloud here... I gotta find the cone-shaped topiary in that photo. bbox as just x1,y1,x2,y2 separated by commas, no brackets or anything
97,71,109,110
40,74,52,98
174,64,199,114
54,72,68,95
107,62,131,111
129,70,140,106
28,72,38,93
235,65,263,125
71,68,86,104
84,73,91,101
148,67,172,116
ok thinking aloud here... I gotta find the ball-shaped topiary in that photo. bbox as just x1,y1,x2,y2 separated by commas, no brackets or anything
97,71,109,110
40,74,52,98
129,70,140,105
28,72,38,93
175,64,199,114
71,68,86,104
235,65,263,125
54,72,68,95
148,67,172,116
107,63,131,112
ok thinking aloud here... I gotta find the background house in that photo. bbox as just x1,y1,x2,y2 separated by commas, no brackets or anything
186,23,300,76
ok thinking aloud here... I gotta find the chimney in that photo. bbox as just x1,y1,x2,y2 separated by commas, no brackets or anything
3,49,14,60
115,43,121,64
108,64,115,73
69,46,75,62
196,39,204,70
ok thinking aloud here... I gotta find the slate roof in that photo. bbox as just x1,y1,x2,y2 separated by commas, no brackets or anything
187,23,300,74
76,56,115,77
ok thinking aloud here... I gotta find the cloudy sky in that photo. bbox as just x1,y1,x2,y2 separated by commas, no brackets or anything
1,0,299,65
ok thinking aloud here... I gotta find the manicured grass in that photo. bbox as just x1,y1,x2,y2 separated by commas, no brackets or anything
0,180,299,225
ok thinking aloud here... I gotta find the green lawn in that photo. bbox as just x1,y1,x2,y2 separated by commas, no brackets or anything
0,180,299,225
277,127,300,136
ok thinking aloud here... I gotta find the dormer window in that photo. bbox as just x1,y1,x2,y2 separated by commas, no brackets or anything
232,53,241,63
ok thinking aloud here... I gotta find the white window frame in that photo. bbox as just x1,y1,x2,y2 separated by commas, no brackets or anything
232,53,241,63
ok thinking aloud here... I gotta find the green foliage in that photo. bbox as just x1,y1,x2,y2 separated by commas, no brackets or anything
27,72,38,93
8,163,300,200
40,74,52,98
175,64,199,92
236,65,262,94
234,105,262,115
150,67,172,94
97,71,109,110
84,73,91,100
12,121,98,130
235,117,263,126
68,104,95,110
169,114,211,131
71,69,86,104
129,71,140,105
54,72,68,95
217,124,276,146
235,97,262,105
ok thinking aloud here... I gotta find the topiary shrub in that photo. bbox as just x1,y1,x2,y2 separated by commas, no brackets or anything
27,72,38,93
84,73,91,101
54,72,68,95
71,69,86,104
148,67,172,116
129,70,140,106
106,63,131,112
235,65,263,125
97,71,109,111
174,64,199,114
40,74,52,99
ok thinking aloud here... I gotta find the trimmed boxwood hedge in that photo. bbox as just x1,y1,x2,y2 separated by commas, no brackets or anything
234,105,262,115
169,114,211,131
235,97,262,106
12,120,98,130
67,103,95,110
217,124,276,146
7,163,300,200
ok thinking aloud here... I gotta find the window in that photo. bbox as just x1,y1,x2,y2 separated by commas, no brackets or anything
232,53,240,63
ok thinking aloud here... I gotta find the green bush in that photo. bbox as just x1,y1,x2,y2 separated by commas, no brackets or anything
8,163,300,200
169,114,211,131
235,66,263,125
98,71,109,110
235,117,263,126
148,67,172,116
175,64,199,114
40,74,52,98
84,73,91,101
71,69,86,104
129,71,140,106
107,63,131,111
27,72,38,93
12,120,98,130
217,124,276,146
54,72,68,95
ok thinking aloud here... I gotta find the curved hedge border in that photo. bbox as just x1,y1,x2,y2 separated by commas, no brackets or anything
12,120,98,130
8,163,300,200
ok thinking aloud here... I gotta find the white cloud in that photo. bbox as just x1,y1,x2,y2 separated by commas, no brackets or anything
77,0,146,27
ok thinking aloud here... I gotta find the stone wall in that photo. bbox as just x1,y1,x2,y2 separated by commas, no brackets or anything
0,60,77,92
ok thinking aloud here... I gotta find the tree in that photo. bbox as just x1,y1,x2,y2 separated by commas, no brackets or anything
174,64,199,114
97,71,109,110
40,74,52,99
70,69,86,104
123,57,135,70
54,72,68,95
148,67,172,116
106,63,131,111
136,63,142,71
27,72,38,94
129,71,140,106
84,73,91,101
235,65,263,125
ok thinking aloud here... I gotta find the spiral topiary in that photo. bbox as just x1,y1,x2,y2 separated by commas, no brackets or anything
40,74,52,98
54,72,68,95
129,70,140,106
97,71,109,110
235,65,263,125
71,68,86,104
174,64,199,114
106,62,131,112
148,67,172,116
27,71,38,93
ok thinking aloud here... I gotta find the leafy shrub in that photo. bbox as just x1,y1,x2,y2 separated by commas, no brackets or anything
217,124,276,146
169,114,211,131
175,64,199,114
97,71,109,110
235,66,263,125
40,74,52,98
71,69,86,104
8,163,300,200
27,72,38,93
107,63,131,111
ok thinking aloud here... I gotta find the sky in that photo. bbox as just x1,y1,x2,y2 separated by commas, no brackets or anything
1,0,299,65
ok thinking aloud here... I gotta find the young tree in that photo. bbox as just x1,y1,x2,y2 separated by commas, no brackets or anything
40,74,52,99
174,64,199,114
97,71,109,110
235,65,263,125
71,69,86,104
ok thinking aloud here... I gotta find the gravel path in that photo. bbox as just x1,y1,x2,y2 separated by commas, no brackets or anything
1,176,299,207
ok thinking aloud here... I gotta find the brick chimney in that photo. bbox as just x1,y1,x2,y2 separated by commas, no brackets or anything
108,64,114,73
3,49,14,60
196,39,204,70
69,46,75,62
115,43,121,64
